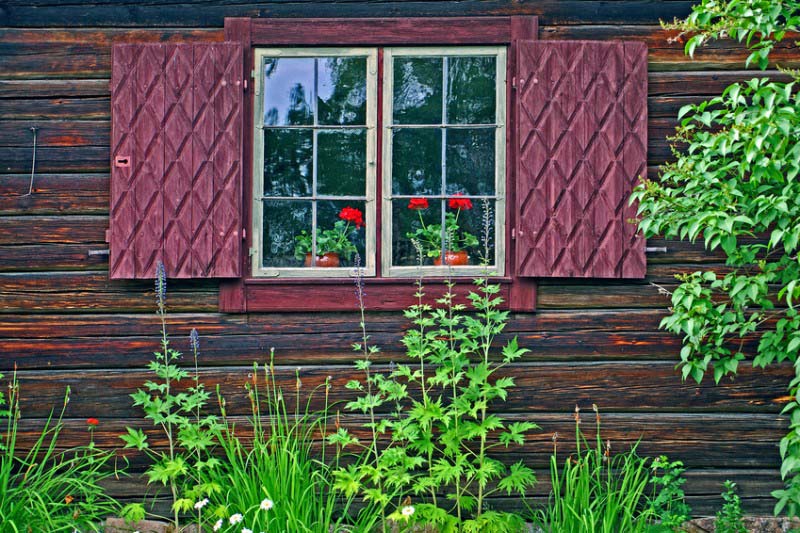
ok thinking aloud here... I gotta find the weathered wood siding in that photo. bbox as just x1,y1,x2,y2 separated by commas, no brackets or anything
1,1,798,515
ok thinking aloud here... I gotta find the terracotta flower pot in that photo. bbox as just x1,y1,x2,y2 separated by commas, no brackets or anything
433,250,469,266
305,252,340,267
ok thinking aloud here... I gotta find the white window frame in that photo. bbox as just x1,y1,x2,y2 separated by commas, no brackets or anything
251,47,378,278
381,46,507,278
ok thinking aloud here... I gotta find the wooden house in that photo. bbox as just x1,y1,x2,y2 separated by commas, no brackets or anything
1,0,798,515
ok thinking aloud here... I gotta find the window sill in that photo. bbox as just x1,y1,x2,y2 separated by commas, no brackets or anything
219,276,536,312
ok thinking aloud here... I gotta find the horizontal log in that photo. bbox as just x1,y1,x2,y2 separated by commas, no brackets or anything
0,309,670,339
648,70,794,96
0,120,108,147
0,271,217,313
542,25,800,72
0,328,691,370
0,79,109,98
0,97,109,120
537,282,672,309
0,29,224,79
0,243,110,271
9,412,786,468
6,362,792,418
0,3,696,28
0,215,106,244
0,174,108,215
0,145,109,173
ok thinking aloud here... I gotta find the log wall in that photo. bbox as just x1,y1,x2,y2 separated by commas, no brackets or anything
1,0,798,516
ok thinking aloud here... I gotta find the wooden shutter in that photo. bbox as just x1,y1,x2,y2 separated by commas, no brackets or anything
110,42,243,279
515,41,647,278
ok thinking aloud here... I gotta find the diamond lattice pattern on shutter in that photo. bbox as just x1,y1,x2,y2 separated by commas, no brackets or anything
515,41,647,278
110,42,243,279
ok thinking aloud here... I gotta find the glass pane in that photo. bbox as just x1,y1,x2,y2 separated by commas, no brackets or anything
392,197,443,266
445,128,495,196
263,57,314,126
314,200,367,267
318,57,367,126
262,200,312,268
263,129,312,197
317,129,367,197
393,57,442,125
392,128,441,196
447,56,496,124
444,198,495,266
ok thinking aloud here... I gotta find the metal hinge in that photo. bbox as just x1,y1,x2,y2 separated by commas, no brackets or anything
512,76,517,90
511,228,516,239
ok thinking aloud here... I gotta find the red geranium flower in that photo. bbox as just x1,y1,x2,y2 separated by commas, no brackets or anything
448,193,473,211
86,417,99,427
338,206,364,229
408,198,429,210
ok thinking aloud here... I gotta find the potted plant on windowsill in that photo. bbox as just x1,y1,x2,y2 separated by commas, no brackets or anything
405,195,478,265
294,206,364,267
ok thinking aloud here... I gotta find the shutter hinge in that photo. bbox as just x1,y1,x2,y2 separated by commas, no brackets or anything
243,79,248,92
511,228,516,240
512,76,517,90
242,228,247,240
250,69,256,79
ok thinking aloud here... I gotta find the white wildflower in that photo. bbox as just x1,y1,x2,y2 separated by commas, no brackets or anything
194,498,209,510
213,519,223,531
401,505,415,517
260,498,274,511
242,528,253,533
230,513,244,525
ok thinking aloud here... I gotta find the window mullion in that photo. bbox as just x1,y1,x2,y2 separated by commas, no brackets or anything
311,58,319,260
440,56,448,259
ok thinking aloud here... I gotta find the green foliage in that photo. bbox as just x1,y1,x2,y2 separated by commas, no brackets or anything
633,0,800,516
196,357,380,533
294,218,360,261
0,371,121,531
330,261,537,529
717,480,747,533
121,262,221,528
648,456,692,529
406,211,480,258
663,0,799,68
534,406,666,533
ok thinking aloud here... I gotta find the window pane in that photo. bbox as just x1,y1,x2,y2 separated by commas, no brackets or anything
263,129,313,197
392,128,441,196
392,198,443,266
315,200,367,267
445,198,495,266
262,200,312,267
447,56,496,124
445,128,495,196
317,129,367,196
393,57,442,125
263,58,314,126
318,57,367,126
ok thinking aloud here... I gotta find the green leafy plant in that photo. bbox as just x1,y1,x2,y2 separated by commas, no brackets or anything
632,0,800,516
197,355,379,533
534,405,658,533
120,261,221,528
294,206,364,261
0,371,121,531
717,480,747,533
405,196,480,259
648,455,692,530
330,245,537,531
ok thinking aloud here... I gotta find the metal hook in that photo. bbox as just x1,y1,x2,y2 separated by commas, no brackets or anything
21,126,38,197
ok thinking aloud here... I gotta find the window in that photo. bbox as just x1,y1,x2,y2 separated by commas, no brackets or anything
107,16,648,312
251,46,505,278
252,48,378,277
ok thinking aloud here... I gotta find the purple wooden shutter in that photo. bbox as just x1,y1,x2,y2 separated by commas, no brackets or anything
110,42,243,279
515,41,647,278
